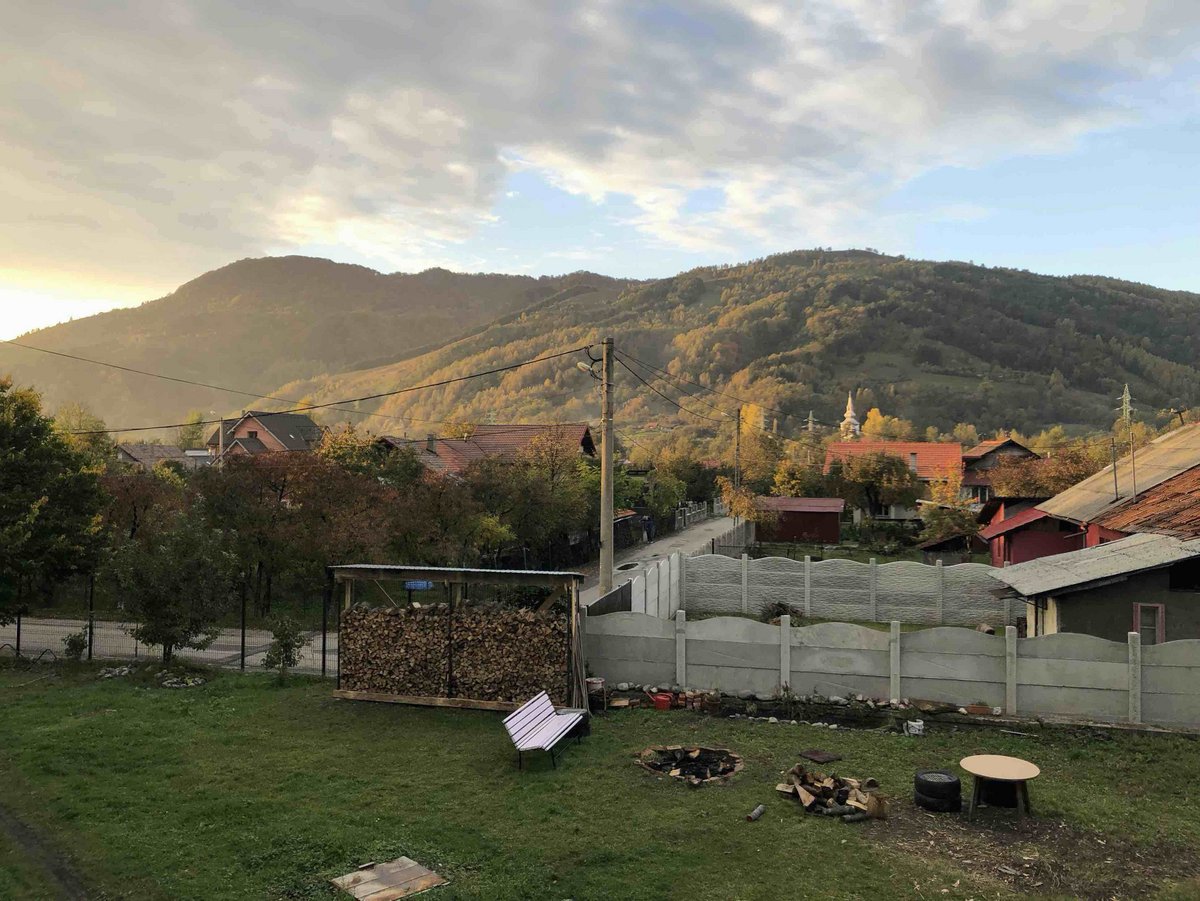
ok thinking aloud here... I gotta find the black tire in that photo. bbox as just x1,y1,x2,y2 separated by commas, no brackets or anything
914,769,961,800
914,789,962,813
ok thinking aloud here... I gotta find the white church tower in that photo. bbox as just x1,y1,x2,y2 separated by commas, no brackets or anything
840,391,860,439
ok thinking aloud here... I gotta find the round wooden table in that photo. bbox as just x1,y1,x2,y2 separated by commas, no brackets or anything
959,754,1040,820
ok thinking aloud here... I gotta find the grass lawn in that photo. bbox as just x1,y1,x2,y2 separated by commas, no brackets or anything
2,663,1199,900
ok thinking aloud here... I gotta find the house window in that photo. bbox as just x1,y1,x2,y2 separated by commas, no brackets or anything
248,430,258,439
1133,603,1165,645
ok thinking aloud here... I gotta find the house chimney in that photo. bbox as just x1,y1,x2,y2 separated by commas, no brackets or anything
908,452,918,472
426,433,437,454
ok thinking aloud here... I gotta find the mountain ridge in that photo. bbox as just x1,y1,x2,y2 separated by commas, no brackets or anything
3,249,1198,438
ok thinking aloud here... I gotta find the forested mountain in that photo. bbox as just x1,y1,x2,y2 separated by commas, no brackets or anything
0,256,630,425
276,250,1200,439
4,250,1199,439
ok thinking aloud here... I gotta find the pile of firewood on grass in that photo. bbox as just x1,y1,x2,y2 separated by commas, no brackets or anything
776,764,890,823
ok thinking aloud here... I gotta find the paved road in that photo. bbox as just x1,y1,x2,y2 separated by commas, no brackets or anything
580,516,735,605
0,616,339,674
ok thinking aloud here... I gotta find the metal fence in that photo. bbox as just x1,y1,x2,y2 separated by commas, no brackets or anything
0,597,337,676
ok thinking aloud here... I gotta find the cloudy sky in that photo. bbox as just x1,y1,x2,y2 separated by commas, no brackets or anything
2,1,1199,337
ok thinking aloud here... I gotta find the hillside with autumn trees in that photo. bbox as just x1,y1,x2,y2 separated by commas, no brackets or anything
3,249,1199,445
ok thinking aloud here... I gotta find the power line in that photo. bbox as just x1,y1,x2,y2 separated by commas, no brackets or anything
67,346,592,435
615,351,736,418
616,349,796,421
613,356,729,424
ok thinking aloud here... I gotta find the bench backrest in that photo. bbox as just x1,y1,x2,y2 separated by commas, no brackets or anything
503,691,556,746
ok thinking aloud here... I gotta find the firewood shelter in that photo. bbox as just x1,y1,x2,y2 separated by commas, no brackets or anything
327,564,586,712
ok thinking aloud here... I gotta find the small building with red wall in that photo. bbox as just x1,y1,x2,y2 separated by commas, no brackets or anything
754,497,844,544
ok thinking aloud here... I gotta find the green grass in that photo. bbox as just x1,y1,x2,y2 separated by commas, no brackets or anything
1,663,1199,900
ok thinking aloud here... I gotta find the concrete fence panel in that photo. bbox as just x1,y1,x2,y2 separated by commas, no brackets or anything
1016,632,1129,722
901,627,1006,708
1142,639,1200,727
746,556,806,615
807,559,872,621
684,555,742,615
686,617,781,697
791,622,890,699
630,575,646,614
583,612,675,687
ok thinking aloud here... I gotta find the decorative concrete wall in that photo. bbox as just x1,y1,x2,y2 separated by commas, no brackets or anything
581,611,1200,728
683,554,1011,626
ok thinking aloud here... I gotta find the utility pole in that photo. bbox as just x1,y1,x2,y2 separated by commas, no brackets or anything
734,404,743,492
1120,384,1138,497
599,337,615,595
1110,437,1120,501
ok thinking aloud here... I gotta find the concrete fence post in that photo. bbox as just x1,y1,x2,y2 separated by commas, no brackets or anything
869,557,878,621
675,610,687,687
1128,631,1142,724
1004,595,1012,626
1005,625,1017,715
889,621,901,701
678,552,687,612
740,554,750,615
779,614,791,693
803,556,812,618
935,560,945,624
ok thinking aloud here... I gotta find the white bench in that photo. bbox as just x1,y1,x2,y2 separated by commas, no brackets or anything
503,691,585,769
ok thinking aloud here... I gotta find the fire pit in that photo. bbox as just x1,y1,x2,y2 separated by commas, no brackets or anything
637,745,743,786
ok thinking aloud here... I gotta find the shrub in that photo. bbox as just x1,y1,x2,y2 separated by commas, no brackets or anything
262,616,310,681
62,629,87,662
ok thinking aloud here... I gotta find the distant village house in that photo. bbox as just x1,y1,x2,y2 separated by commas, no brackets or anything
206,411,324,459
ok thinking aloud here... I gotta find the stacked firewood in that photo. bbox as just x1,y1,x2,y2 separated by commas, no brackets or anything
341,605,568,703
775,764,889,822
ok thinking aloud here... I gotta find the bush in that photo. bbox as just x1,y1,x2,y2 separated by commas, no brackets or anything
62,629,87,662
262,616,310,681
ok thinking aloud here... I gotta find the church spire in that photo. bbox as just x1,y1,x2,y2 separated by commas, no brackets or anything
840,391,860,438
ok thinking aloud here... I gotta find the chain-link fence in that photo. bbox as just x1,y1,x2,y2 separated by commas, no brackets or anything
0,592,337,676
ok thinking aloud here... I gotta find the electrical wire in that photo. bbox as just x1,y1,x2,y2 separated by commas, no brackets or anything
65,346,592,435
613,356,728,424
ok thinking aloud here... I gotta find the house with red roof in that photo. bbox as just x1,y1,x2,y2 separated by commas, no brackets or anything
961,437,1040,503
823,441,963,522
379,423,596,476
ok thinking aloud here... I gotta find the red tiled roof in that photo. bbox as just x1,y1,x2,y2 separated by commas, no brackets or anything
756,497,845,513
1093,464,1200,539
823,442,962,480
380,424,594,476
962,439,1005,460
978,507,1050,541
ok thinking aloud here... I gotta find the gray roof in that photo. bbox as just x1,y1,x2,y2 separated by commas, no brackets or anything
989,532,1200,597
117,443,188,464
1037,422,1200,525
207,411,323,451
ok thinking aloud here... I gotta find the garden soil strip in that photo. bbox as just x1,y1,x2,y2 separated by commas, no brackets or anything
0,803,91,899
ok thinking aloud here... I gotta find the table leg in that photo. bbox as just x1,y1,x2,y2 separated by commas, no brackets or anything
968,776,981,820
1016,781,1031,818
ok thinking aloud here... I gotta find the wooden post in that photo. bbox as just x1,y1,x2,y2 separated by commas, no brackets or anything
740,554,749,615
1128,631,1142,724
321,570,332,678
1005,625,1017,715
674,609,687,687
869,557,878,621
779,614,791,694
342,579,353,611
889,621,901,701
803,556,812,618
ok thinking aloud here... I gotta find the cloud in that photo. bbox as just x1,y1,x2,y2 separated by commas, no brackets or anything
1,0,1197,297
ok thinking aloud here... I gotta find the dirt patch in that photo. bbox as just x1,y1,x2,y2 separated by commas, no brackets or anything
869,798,1200,898
0,803,91,898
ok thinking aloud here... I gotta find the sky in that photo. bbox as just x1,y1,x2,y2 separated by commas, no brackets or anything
2,1,1199,339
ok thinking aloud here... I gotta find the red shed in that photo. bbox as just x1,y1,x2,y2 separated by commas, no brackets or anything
755,497,844,544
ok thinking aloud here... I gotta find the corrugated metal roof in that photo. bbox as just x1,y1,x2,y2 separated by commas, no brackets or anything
823,441,962,479
1037,422,1200,525
989,532,1200,597
755,497,845,513
1093,463,1200,539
